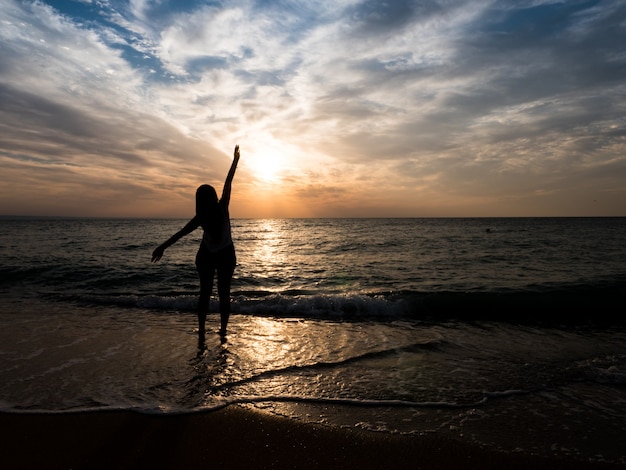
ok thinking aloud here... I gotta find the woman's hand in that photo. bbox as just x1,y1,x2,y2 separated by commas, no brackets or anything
233,144,240,162
151,245,165,263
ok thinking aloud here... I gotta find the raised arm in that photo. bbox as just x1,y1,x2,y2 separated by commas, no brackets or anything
220,145,240,207
151,216,200,262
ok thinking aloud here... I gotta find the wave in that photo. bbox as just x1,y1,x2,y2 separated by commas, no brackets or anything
3,386,561,415
200,395,490,413
3,254,624,325
189,338,449,396
48,279,626,325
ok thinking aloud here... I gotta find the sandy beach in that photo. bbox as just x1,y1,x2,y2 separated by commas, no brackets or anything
0,406,619,470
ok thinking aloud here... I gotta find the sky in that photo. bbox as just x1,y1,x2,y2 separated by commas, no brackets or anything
1,0,625,218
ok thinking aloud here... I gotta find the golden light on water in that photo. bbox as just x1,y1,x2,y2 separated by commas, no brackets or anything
238,317,293,372
242,219,289,291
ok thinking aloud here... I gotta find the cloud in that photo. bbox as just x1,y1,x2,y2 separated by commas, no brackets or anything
1,0,625,217
0,1,230,216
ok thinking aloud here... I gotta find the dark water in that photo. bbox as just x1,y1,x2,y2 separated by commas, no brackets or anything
1,217,625,463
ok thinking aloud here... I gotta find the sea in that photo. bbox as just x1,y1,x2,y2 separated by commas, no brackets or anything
1,217,625,464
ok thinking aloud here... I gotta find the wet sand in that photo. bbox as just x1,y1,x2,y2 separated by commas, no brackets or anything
0,406,619,469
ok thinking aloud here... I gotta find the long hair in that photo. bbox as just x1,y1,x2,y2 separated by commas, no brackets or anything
196,185,224,241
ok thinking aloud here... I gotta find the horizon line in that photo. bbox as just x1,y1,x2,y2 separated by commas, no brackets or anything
2,214,625,220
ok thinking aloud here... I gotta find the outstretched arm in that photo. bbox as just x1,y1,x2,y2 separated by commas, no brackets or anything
220,145,240,207
151,216,200,262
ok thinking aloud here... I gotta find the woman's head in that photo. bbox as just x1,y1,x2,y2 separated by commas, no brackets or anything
196,185,218,215
196,184,223,240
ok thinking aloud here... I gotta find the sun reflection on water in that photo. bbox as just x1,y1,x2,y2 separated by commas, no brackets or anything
237,219,293,292
237,317,294,370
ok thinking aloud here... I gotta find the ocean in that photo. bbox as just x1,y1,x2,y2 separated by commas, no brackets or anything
1,217,625,463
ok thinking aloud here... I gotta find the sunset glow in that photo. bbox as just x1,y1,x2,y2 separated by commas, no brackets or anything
1,1,625,218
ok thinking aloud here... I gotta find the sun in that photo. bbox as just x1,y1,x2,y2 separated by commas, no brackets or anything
247,148,284,182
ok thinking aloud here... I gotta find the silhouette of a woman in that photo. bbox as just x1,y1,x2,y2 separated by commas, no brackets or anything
152,145,240,341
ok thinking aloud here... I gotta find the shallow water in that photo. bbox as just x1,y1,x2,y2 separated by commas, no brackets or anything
2,300,626,462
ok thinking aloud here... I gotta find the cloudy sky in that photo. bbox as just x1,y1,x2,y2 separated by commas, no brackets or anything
1,0,624,217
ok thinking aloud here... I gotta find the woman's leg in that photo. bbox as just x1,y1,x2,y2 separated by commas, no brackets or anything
195,245,216,338
216,244,236,336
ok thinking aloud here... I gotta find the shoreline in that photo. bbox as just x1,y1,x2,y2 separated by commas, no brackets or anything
0,406,619,470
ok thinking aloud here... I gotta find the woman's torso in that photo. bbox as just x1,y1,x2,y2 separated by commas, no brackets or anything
200,202,232,252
